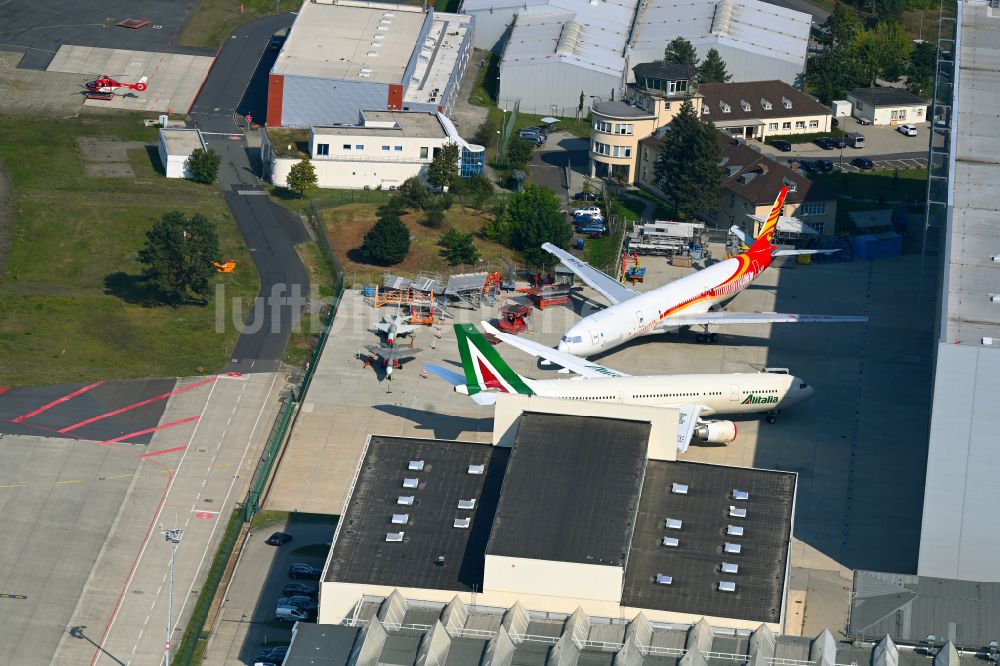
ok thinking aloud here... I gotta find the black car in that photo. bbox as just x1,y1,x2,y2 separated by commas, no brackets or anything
816,159,834,173
813,137,835,150
573,191,600,202
769,139,792,152
282,582,317,597
795,159,816,173
288,563,322,580
265,531,292,546
831,117,840,127
830,135,847,149
851,157,874,170
255,645,290,662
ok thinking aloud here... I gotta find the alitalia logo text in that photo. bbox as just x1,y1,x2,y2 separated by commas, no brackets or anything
742,394,779,405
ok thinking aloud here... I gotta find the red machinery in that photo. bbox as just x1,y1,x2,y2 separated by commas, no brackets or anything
497,297,533,334
517,284,571,310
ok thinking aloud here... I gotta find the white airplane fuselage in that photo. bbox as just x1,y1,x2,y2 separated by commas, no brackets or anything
515,371,812,416
559,251,769,357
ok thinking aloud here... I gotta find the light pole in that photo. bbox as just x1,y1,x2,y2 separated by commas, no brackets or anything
164,528,183,666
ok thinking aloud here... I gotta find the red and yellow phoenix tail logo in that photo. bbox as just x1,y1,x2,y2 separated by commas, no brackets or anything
751,186,789,251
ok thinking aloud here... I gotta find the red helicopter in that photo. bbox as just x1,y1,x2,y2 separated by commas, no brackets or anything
83,74,149,97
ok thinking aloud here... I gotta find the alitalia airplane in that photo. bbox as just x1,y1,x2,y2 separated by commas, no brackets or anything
547,186,867,357
426,323,815,452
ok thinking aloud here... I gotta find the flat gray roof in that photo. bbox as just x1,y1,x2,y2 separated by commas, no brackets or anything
272,1,427,83
160,128,204,155
593,100,655,119
313,111,447,138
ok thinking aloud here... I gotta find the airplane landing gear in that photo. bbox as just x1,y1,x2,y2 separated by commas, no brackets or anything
765,410,778,424
696,331,719,344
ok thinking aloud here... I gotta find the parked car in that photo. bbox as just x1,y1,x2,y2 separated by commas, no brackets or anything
897,124,918,136
288,563,322,580
518,129,544,141
578,223,608,237
795,159,816,173
830,135,847,149
275,605,309,621
523,125,548,137
256,646,290,662
857,117,872,126
572,206,601,217
845,132,865,148
572,191,601,202
573,213,603,226
265,531,292,546
282,582,317,597
813,137,835,150
769,139,792,152
831,117,840,127
851,157,875,170
277,595,318,612
815,159,834,172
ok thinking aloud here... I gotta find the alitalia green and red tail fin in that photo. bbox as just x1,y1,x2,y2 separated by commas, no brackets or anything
454,324,534,397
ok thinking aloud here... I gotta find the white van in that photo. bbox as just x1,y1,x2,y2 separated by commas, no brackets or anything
275,605,309,622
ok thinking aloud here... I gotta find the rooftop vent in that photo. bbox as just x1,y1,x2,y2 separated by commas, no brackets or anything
383,11,395,17
989,294,1000,302
457,499,476,510
782,96,792,109
984,337,994,345
468,464,485,475
397,495,414,506
724,542,742,554
725,165,742,177
720,101,732,113
655,574,673,585
435,555,445,566
367,51,378,57
386,531,404,542
718,581,737,592
732,489,749,501
741,99,751,112
711,0,735,36
992,255,1000,262
671,483,688,495
665,518,683,530
702,105,711,115
392,513,409,525
556,20,584,57
453,518,471,528
727,525,745,536
729,505,747,518
662,537,680,547
761,98,772,110
358,72,370,78
408,460,425,471
721,562,739,574
403,478,419,488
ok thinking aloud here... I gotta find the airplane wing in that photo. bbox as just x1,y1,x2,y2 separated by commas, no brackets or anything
366,345,422,361
376,323,390,332
424,365,497,405
541,242,639,306
662,312,869,326
675,404,703,454
481,321,630,378
772,249,840,257
396,324,418,335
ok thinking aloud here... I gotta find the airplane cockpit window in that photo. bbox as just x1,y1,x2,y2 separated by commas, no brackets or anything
560,335,583,343
799,382,807,389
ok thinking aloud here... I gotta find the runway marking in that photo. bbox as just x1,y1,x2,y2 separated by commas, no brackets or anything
0,483,28,489
60,377,216,434
11,381,105,423
55,479,82,485
0,387,9,396
138,445,188,459
101,415,200,445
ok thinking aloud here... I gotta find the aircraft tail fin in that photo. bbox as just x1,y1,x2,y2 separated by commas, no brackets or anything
749,185,789,252
454,324,534,397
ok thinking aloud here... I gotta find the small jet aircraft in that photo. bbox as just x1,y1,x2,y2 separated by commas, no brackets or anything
83,74,149,96
547,186,867,357
365,344,422,378
426,323,814,452
376,313,417,346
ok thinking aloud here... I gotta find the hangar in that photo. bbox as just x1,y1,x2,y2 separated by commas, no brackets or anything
319,397,797,631
266,0,474,127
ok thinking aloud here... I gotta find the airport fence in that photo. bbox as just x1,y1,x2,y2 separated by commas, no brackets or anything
174,205,346,665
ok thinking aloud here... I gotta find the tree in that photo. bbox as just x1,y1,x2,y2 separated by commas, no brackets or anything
663,37,698,67
652,100,722,220
395,176,432,210
697,48,731,83
865,0,905,22
137,211,221,304
440,229,480,265
856,22,912,86
361,214,411,265
428,142,460,191
482,205,512,245
505,185,571,266
185,148,221,184
506,136,534,168
453,173,495,210
286,158,318,197
817,4,863,49
906,41,937,96
578,90,585,113
422,204,446,228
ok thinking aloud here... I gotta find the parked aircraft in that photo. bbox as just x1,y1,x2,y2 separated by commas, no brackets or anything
547,186,867,357
426,324,814,451
376,313,417,346
365,344,422,378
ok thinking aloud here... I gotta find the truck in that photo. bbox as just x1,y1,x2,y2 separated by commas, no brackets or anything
627,220,708,257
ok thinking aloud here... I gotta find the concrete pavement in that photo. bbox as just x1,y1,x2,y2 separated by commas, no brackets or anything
52,371,286,666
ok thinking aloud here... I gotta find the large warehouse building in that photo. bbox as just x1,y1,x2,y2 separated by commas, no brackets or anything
266,0,474,127
319,396,797,631
463,0,811,114
917,0,1000,583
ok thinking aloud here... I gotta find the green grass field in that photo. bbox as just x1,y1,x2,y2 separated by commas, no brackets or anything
0,114,257,386
178,0,283,50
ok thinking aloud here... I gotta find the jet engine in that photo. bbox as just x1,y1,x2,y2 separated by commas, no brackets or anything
693,420,738,444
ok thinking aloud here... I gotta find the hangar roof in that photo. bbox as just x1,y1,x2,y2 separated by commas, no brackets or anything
486,413,650,567
324,436,510,590
623,461,795,622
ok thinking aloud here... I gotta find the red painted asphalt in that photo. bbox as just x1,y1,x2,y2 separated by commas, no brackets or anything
11,381,105,423
137,444,188,459
100,415,200,446
58,377,216,435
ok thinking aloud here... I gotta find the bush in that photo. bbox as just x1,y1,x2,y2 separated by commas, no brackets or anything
361,214,411,265
395,176,432,210
507,136,534,168
453,173,494,210
185,148,221,184
422,205,446,228
505,185,571,266
440,229,480,265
